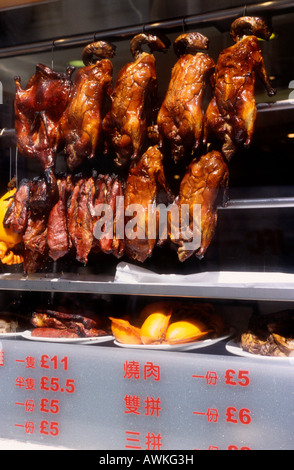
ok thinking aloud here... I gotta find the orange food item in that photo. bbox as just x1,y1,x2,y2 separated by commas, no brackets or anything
109,317,142,344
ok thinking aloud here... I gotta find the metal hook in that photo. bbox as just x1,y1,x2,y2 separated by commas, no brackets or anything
51,40,55,70
243,4,247,16
182,17,186,33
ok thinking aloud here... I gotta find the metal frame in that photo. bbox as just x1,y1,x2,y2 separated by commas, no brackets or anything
0,0,293,58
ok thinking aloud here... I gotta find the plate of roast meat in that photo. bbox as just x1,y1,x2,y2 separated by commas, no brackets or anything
226,310,294,359
21,309,114,344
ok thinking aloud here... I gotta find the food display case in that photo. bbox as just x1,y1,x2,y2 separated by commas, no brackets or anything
0,0,294,450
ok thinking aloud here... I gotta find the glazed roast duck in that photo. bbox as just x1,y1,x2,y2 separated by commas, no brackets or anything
14,64,74,172
203,16,276,161
58,41,116,172
103,32,170,167
170,150,229,261
124,145,173,263
14,64,75,204
157,32,215,163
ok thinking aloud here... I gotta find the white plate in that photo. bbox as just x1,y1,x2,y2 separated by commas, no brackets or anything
21,330,114,344
113,329,234,351
226,339,294,361
0,331,24,338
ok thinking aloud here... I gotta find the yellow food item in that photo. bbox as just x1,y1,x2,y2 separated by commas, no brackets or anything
109,317,142,344
0,189,22,249
165,320,211,344
138,301,174,323
140,312,171,345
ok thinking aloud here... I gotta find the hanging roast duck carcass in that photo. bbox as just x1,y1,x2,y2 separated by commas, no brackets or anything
14,64,74,170
157,32,215,163
203,16,276,161
103,32,170,168
58,41,116,171
124,145,173,263
170,150,229,262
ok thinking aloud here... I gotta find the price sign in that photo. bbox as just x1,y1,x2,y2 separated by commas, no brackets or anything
13,352,75,440
0,340,294,450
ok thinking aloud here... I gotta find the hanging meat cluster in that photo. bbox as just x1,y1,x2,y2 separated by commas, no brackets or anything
6,17,275,272
3,172,125,272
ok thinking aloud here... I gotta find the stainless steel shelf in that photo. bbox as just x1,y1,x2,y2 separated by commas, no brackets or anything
1,270,294,302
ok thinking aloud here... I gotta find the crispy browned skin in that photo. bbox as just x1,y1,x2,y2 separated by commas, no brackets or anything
124,145,172,262
103,33,169,167
157,33,214,162
203,17,276,161
31,310,108,337
91,175,125,257
59,42,115,171
23,215,47,253
14,64,74,170
172,151,229,261
67,176,96,265
47,177,70,261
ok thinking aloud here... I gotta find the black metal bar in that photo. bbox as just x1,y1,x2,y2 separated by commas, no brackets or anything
0,0,293,58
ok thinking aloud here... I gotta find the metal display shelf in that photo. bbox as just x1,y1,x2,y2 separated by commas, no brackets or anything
0,270,294,302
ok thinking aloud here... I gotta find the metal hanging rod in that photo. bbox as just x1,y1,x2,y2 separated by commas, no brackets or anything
0,0,293,58
218,197,294,210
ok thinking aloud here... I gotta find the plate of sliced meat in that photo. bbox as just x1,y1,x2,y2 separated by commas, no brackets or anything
21,329,114,344
21,308,113,343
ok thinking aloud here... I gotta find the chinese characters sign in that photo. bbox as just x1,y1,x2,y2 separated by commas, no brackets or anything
0,340,293,449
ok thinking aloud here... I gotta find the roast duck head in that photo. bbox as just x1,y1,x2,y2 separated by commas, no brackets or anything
230,16,272,42
173,32,210,57
81,40,116,65
130,31,171,59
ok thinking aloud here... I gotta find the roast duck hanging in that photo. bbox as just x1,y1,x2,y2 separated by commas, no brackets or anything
203,16,276,161
157,32,215,163
58,41,116,171
4,17,276,272
103,32,170,167
14,63,75,206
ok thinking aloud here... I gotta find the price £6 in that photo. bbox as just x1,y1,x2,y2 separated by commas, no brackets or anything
226,407,251,425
